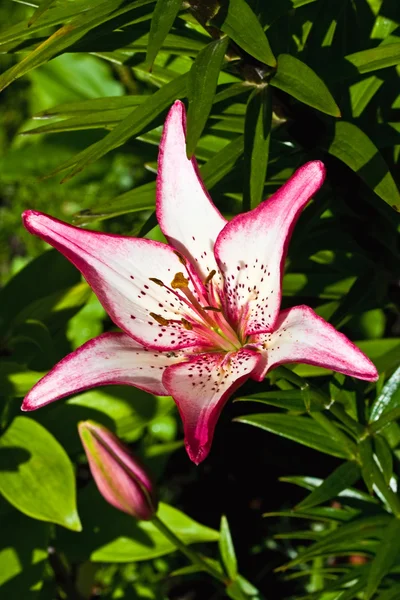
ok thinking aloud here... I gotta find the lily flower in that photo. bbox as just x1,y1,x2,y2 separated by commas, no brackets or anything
78,420,157,520
21,100,378,464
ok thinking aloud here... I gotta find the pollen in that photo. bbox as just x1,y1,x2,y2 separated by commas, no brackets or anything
181,318,193,330
149,313,170,326
171,272,189,289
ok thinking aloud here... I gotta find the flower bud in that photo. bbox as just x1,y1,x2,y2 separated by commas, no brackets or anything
78,421,157,520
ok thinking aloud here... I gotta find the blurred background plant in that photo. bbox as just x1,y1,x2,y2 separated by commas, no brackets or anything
0,0,399,598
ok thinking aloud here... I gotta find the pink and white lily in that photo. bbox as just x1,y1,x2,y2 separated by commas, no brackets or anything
21,100,378,464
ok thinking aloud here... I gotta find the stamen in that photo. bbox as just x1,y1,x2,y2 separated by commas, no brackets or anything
203,306,222,312
204,269,216,285
150,313,170,326
181,318,193,330
149,277,164,287
171,272,189,289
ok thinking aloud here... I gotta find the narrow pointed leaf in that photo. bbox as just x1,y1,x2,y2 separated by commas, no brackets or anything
325,121,400,210
345,43,400,74
50,74,187,180
28,0,57,27
146,0,183,67
243,86,272,210
296,461,361,510
74,133,244,224
213,0,276,67
219,515,238,580
0,417,81,531
235,414,349,458
186,37,229,157
374,435,393,486
365,519,400,599
0,0,129,92
370,365,400,422
270,54,340,117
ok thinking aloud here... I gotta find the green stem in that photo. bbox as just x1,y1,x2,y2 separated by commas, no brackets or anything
151,514,228,585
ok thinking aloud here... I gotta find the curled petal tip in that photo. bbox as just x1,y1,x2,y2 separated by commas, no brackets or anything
300,160,327,184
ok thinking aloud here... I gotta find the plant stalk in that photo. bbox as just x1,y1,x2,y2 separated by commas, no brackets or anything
151,514,228,585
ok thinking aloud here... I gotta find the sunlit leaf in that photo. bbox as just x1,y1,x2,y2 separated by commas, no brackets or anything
146,0,183,67
234,414,349,458
213,0,276,67
324,121,400,210
270,54,340,117
0,417,81,531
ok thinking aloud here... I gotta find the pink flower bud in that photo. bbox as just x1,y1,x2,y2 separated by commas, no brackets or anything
78,421,158,520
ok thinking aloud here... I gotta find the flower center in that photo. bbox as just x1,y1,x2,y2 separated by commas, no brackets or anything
149,266,242,352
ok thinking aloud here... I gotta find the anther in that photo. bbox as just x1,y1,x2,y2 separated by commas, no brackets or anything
149,277,164,287
203,306,222,312
181,318,193,330
171,272,189,289
173,250,186,265
150,313,170,326
204,269,216,285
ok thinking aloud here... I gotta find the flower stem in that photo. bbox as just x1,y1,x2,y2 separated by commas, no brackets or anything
151,514,228,585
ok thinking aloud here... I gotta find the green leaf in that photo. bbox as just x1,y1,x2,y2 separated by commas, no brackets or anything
0,250,80,338
324,121,400,210
374,435,393,485
0,417,81,531
235,388,326,411
243,86,272,210
235,390,305,411
280,515,391,570
219,515,238,580
213,0,276,67
365,519,400,599
296,462,361,510
0,0,134,92
0,363,45,397
269,54,340,117
0,507,49,599
74,133,244,224
39,387,175,453
234,414,349,458
146,0,183,67
186,37,229,157
370,366,400,422
58,484,218,562
349,76,384,118
345,43,400,74
28,0,57,28
52,74,187,181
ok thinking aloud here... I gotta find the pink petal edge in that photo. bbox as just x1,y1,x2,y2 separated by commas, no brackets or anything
21,332,187,411
215,161,326,337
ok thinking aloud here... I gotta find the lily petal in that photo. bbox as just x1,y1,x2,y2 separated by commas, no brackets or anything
214,161,326,336
23,210,213,351
156,100,226,295
163,349,260,464
250,305,378,382
22,332,187,410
